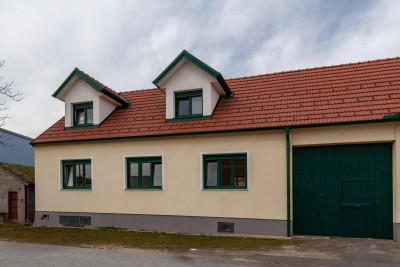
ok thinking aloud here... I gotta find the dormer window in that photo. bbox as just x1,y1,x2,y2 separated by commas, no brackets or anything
52,68,130,129
73,103,93,126
152,50,232,121
175,90,203,118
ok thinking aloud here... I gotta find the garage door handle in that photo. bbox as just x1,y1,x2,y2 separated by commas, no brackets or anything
342,203,370,208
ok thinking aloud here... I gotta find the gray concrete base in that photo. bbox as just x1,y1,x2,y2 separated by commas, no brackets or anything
394,223,400,242
35,211,287,237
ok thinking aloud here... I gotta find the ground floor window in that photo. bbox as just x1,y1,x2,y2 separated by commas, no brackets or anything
62,159,92,189
203,153,247,189
126,157,162,189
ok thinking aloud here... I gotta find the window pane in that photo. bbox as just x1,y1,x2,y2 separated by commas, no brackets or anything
153,163,162,186
64,165,73,187
86,108,93,124
191,96,202,115
178,98,190,116
85,163,92,186
206,161,218,186
221,160,232,186
129,163,139,187
75,164,84,186
142,163,151,186
234,159,246,186
76,109,85,125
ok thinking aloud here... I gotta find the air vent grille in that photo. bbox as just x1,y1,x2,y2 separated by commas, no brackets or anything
59,215,91,226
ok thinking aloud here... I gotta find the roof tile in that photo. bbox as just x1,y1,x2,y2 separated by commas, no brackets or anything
33,57,400,144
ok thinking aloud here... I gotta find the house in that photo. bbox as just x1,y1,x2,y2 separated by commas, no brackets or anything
32,50,400,242
0,128,34,166
0,162,35,223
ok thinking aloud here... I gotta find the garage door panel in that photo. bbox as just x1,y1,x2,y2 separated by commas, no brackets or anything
341,180,372,237
293,146,341,236
293,143,392,239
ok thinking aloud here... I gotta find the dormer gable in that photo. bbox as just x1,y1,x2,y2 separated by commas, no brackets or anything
53,68,130,128
152,50,232,121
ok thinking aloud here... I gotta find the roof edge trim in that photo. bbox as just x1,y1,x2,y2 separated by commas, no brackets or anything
52,68,130,107
152,50,232,96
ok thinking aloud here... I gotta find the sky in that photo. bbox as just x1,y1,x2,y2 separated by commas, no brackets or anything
0,0,400,138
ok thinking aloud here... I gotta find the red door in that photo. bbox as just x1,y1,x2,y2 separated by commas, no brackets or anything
8,192,18,220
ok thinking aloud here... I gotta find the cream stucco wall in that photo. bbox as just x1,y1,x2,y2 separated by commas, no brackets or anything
35,122,400,224
163,61,221,119
35,131,287,220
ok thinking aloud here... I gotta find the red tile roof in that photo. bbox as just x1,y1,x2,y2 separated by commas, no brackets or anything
33,57,400,144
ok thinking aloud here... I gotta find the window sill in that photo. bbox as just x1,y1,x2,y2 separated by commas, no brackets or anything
60,188,92,191
125,188,163,191
202,188,248,191
166,115,211,123
65,124,99,130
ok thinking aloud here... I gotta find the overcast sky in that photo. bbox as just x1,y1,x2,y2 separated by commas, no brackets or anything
1,0,399,138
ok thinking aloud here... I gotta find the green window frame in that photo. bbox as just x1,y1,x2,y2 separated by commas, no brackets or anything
203,154,247,189
126,157,162,189
175,90,203,118
73,102,93,126
62,159,92,189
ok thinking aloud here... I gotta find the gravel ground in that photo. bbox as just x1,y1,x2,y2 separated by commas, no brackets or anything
0,236,399,267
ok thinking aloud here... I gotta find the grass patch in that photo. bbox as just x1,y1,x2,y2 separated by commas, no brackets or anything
0,162,34,182
0,223,298,251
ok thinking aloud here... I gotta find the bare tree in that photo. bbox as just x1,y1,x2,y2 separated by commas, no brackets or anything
0,60,23,146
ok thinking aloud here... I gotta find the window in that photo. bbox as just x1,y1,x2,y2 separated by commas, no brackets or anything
203,154,247,189
62,160,92,189
73,102,93,126
175,90,203,118
126,157,162,189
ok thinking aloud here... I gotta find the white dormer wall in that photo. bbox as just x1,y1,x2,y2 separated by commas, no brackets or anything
63,79,119,127
99,95,118,123
161,61,221,119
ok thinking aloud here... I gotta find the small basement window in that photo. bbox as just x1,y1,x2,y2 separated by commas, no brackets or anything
218,222,235,233
73,102,93,126
175,90,203,118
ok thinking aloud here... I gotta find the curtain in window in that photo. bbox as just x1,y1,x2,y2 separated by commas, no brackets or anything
76,164,84,186
130,163,139,187
64,165,73,187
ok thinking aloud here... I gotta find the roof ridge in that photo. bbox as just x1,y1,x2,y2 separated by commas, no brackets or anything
226,56,400,81
120,87,160,93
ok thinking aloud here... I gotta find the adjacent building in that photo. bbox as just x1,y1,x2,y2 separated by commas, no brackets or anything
0,128,34,166
32,51,400,241
0,162,35,223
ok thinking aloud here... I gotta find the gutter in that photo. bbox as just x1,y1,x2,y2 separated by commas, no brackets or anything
285,127,291,237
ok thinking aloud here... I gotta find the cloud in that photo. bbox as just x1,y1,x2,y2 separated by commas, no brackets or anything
0,0,399,138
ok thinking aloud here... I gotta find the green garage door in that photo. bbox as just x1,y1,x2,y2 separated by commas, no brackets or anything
293,143,393,239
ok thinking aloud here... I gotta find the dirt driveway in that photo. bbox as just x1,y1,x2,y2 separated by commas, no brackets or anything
180,236,400,266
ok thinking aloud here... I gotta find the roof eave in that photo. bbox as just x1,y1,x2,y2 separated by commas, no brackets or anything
31,116,400,146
